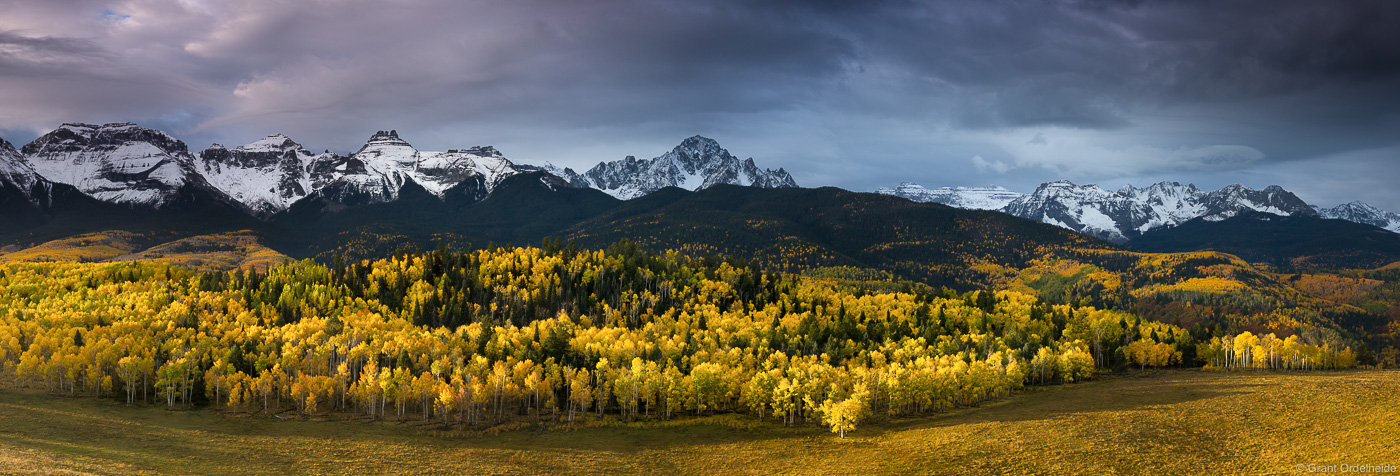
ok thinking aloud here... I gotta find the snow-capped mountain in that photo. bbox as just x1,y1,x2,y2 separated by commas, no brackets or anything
17,124,529,214
548,135,797,199
1316,201,1400,233
1,137,45,199
2,136,113,226
9,126,795,214
1001,181,1315,242
19,123,220,208
305,130,523,206
877,179,1333,242
873,182,1023,210
197,134,320,215
12,121,1396,243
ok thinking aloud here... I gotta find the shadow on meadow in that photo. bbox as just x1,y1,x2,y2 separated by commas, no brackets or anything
0,369,1263,460
855,370,1258,439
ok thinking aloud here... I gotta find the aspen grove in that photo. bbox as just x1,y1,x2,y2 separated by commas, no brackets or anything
0,241,1353,436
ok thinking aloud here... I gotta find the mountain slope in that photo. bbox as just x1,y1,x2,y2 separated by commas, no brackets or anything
266,171,623,258
19,123,236,209
1,132,262,248
1,137,60,227
0,230,288,271
1130,211,1400,269
1316,201,1400,233
1,136,167,240
548,135,796,199
196,134,321,215
303,130,524,207
556,185,1117,289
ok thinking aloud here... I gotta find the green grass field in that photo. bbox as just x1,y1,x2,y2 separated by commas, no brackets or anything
2,370,1396,475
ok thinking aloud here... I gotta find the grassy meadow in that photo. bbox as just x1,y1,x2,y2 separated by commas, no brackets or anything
2,370,1396,475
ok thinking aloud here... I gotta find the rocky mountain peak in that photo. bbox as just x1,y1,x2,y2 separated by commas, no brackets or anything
17,122,207,207
238,133,302,152
1316,201,1400,233
678,135,721,151
552,136,796,200
365,130,410,147
0,136,37,182
193,133,319,215
454,145,504,158
666,135,732,173
23,122,189,157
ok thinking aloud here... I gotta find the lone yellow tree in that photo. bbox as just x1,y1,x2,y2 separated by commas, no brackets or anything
820,385,869,439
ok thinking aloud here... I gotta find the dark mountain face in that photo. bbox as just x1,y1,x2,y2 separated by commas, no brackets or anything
0,179,258,249
248,173,1119,286
1130,211,1400,269
1,136,105,231
555,184,1117,289
264,171,622,258
20,122,189,157
198,135,309,170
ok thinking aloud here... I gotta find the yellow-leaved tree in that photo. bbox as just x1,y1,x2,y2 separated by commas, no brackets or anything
819,383,869,439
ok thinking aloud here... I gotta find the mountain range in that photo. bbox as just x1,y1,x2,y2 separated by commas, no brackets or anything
877,180,1400,242
5,121,1399,271
0,123,796,220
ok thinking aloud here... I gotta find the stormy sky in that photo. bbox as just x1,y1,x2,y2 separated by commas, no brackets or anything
2,0,1398,209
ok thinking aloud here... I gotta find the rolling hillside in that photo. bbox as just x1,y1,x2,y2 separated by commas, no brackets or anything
558,185,1117,290
1131,211,1400,269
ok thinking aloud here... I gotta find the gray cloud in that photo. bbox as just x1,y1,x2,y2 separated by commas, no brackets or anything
0,0,1396,209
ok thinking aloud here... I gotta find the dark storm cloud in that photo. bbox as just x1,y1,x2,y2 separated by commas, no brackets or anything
845,0,1400,131
0,0,1397,208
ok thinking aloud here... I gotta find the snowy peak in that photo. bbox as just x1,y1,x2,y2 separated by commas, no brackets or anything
1000,180,1315,242
0,137,44,193
558,135,797,199
667,135,728,174
1002,180,1136,242
876,177,1394,240
873,182,1023,210
307,129,525,206
201,134,312,169
237,133,303,153
414,146,520,197
1197,183,1314,222
353,129,418,167
362,129,410,147
1316,201,1400,233
19,122,204,207
1,135,73,212
196,134,318,215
